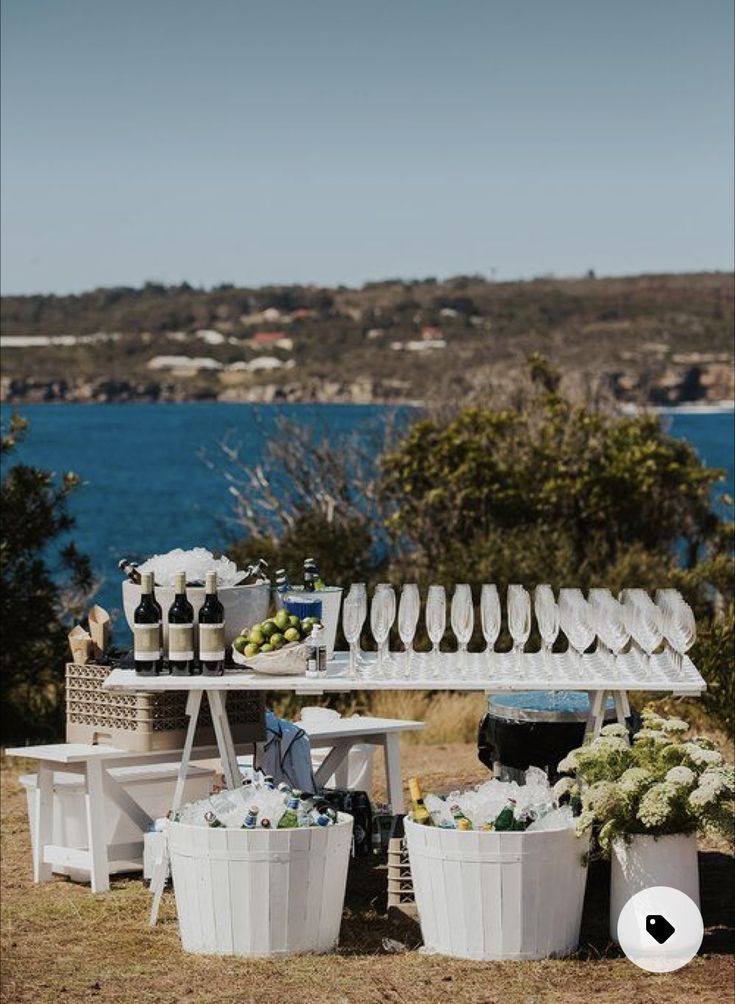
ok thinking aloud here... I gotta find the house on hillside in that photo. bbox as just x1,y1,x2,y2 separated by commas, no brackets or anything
421,326,443,341
146,355,223,376
251,331,286,346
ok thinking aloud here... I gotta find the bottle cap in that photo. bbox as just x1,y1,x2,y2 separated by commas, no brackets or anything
408,777,422,801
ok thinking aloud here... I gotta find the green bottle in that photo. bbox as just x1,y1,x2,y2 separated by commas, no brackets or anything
449,802,473,830
494,798,517,832
278,796,300,829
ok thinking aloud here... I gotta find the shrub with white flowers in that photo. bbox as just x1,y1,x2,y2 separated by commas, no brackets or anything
554,711,734,855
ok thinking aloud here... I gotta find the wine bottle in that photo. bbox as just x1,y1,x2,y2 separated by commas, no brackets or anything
118,557,142,584
494,798,517,832
168,570,196,676
199,571,225,676
303,558,316,592
408,777,434,826
133,571,162,675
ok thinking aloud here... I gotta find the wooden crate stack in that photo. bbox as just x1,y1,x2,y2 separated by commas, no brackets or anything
387,835,415,913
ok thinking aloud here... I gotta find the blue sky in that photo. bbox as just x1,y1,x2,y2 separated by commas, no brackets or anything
1,0,733,294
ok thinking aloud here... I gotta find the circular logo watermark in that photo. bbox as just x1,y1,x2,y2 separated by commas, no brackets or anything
617,886,704,973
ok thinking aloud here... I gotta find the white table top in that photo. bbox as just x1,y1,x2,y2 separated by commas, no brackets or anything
296,715,425,738
103,650,706,695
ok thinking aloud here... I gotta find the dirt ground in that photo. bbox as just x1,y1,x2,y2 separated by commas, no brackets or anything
1,743,733,1004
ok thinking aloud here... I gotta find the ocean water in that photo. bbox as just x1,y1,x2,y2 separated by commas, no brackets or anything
2,402,733,634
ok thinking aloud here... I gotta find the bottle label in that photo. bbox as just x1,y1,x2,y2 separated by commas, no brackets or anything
168,623,194,660
199,623,225,661
306,655,318,678
134,623,161,659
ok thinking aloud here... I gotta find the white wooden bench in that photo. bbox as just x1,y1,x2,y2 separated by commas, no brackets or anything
5,741,250,892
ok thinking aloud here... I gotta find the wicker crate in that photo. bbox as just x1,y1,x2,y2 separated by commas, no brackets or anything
387,835,415,908
65,663,265,752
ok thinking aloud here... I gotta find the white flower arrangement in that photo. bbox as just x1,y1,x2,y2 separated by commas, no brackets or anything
556,709,734,855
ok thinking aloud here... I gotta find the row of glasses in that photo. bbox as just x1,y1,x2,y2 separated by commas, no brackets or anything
340,581,696,683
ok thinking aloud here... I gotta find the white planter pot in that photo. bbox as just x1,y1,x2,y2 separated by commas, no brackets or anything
404,819,589,961
122,580,271,649
168,813,353,956
610,833,699,941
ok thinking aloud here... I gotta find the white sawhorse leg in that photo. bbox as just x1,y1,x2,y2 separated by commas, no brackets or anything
584,690,632,743
149,688,203,927
381,733,405,814
33,761,54,884
206,690,241,791
85,759,110,893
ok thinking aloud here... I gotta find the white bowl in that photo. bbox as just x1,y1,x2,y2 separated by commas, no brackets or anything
122,579,271,649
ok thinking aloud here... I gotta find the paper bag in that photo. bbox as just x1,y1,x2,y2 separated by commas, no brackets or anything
68,625,93,664
88,605,110,659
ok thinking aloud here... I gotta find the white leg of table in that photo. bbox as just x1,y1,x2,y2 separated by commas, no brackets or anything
382,734,405,814
33,761,54,884
584,690,607,741
334,752,350,789
150,688,203,926
313,743,351,790
171,689,203,812
613,691,631,741
85,759,110,893
620,691,631,718
207,690,241,790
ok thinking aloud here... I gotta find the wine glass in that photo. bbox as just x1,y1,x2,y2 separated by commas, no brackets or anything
370,585,395,678
451,584,474,677
425,585,446,678
655,589,696,677
480,584,501,677
559,588,595,679
398,584,420,678
534,584,559,676
507,584,531,675
588,588,628,677
619,589,663,676
342,587,366,679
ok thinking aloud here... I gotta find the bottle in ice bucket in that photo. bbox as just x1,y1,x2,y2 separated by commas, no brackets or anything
168,571,196,675
261,818,272,829
278,795,300,828
449,803,473,830
275,568,291,595
242,806,259,829
133,572,163,675
277,781,292,799
408,777,434,826
199,571,225,676
493,798,517,832
303,558,325,592
263,775,275,790
314,812,332,827
204,810,225,829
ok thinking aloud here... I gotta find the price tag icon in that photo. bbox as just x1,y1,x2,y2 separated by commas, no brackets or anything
646,914,676,945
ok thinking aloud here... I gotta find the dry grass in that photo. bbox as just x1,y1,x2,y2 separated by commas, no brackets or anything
2,743,733,1004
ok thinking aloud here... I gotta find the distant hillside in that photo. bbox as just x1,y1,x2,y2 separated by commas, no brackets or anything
1,272,733,406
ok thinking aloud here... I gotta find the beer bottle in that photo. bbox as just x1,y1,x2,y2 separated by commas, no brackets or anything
493,798,517,832
260,818,272,829
278,796,300,829
275,569,291,595
449,803,473,830
242,806,259,829
303,558,316,592
204,810,225,829
408,777,434,826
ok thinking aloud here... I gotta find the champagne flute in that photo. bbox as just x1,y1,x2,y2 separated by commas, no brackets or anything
342,587,366,679
507,584,532,675
398,584,420,678
480,584,501,677
451,584,474,677
425,585,446,679
655,589,696,677
370,585,395,679
588,588,628,678
534,584,559,677
559,588,595,679
619,589,663,677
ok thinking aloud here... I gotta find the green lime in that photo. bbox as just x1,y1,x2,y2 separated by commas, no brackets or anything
244,642,260,658
274,609,289,630
287,614,301,629
233,635,248,653
260,643,274,653
270,633,284,649
248,627,265,646
260,620,277,638
283,627,300,643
